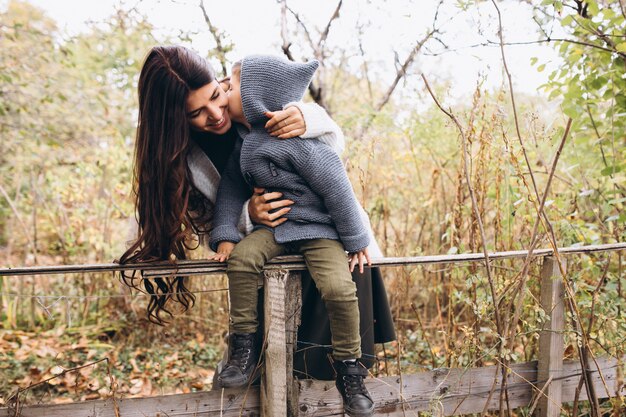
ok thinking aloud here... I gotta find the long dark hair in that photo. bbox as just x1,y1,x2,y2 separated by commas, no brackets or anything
119,45,216,324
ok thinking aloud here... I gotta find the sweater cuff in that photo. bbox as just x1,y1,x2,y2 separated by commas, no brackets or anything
341,231,370,253
238,199,255,236
285,101,329,138
284,102,345,154
209,225,243,252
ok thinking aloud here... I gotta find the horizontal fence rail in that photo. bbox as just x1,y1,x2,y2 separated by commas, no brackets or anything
1,243,624,417
1,242,625,277
3,356,624,417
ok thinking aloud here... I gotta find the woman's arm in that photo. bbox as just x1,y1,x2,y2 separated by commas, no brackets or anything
264,102,345,154
286,102,344,154
209,138,252,251
248,187,293,227
188,142,255,236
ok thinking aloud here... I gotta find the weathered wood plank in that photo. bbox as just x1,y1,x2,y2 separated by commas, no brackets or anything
286,272,302,417
2,242,625,276
3,357,623,417
2,388,260,417
536,256,566,417
297,356,626,416
261,269,289,417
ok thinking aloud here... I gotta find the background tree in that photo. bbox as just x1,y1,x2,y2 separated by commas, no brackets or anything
531,0,625,242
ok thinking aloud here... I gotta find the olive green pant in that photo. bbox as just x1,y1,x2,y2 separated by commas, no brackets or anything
226,228,361,360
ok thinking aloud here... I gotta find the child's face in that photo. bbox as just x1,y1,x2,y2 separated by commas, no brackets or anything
226,65,245,124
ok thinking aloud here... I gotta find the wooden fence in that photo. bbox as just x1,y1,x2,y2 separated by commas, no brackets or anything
1,242,625,417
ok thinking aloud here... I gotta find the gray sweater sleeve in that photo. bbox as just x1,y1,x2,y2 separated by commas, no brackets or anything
293,144,369,252
209,138,251,251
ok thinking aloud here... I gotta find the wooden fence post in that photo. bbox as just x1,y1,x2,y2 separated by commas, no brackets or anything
286,272,302,417
261,269,301,417
262,269,288,417
535,256,566,417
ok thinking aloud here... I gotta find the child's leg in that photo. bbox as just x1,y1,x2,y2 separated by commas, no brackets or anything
226,228,286,334
296,239,374,416
297,239,360,360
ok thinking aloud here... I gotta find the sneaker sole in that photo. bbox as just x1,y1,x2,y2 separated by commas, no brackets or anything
218,367,261,389
344,404,375,417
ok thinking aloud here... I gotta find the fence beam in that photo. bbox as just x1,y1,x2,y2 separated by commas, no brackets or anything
2,242,625,277
285,272,302,417
4,356,624,417
535,256,566,417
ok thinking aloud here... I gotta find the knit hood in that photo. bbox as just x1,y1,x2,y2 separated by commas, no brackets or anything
240,55,319,125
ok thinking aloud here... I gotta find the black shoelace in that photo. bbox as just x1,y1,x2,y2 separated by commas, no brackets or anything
342,373,368,397
228,337,253,369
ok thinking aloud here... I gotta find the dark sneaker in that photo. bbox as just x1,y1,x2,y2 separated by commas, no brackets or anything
217,333,260,388
334,359,375,417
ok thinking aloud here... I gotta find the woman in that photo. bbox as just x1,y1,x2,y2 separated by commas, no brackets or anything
119,45,395,382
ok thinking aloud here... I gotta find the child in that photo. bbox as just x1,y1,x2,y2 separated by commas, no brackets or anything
210,56,374,417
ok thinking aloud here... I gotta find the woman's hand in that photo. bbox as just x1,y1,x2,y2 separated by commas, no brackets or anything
213,241,236,262
248,187,294,227
348,248,372,274
265,107,306,139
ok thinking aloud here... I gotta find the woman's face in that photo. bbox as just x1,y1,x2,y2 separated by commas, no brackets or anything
186,80,231,134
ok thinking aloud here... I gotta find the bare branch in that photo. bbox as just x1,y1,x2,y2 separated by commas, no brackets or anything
354,0,447,139
356,22,374,102
533,15,551,39
354,27,437,139
491,1,541,205
278,0,324,108
282,1,316,51
376,30,434,112
317,0,343,50
490,2,577,414
423,37,626,58
199,0,230,78
507,119,572,346
620,0,626,20
432,35,449,50
279,0,295,61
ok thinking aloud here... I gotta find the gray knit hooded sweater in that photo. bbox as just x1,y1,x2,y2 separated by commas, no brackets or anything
209,55,369,252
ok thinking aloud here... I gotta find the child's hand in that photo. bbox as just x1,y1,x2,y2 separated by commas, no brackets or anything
348,248,371,274
213,241,236,262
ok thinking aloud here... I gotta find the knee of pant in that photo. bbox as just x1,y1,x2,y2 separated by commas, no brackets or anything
319,279,357,302
227,244,264,275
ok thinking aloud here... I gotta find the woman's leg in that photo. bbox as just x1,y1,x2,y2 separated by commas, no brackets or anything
294,266,396,380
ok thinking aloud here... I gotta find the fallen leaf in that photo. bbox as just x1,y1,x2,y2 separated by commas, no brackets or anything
51,365,65,375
